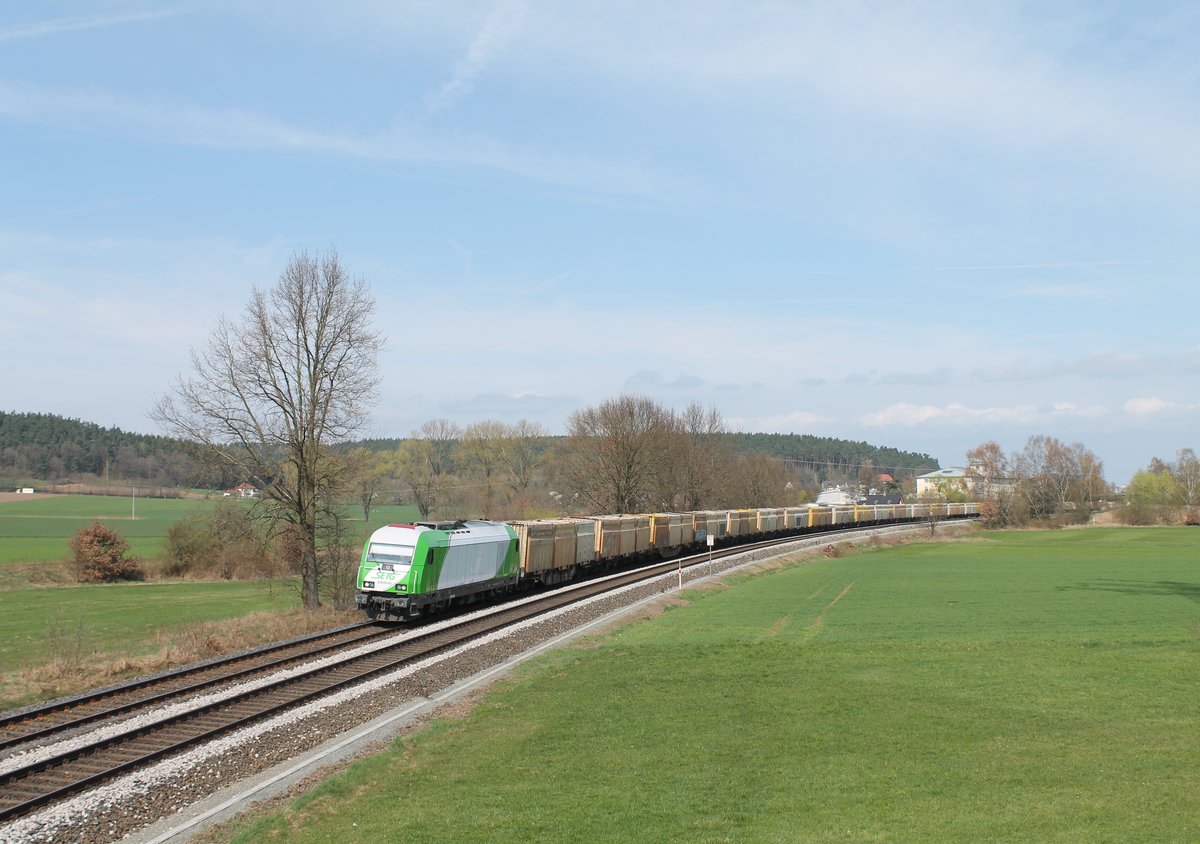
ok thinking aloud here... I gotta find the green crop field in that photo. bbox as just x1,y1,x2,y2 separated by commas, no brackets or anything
220,528,1200,843
0,578,301,676
0,495,421,566
0,495,208,563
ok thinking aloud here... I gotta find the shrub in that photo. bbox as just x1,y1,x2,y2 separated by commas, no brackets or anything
1115,502,1156,526
69,521,143,582
164,500,276,580
163,518,215,577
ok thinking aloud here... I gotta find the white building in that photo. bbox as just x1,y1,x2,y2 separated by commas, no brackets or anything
917,466,1016,498
814,486,853,506
915,468,968,498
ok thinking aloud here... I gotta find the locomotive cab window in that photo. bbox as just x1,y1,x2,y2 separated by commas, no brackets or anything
366,543,416,568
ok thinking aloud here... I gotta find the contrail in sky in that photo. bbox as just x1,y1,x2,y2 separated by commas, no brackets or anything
798,259,1165,276
427,0,529,113
0,9,186,41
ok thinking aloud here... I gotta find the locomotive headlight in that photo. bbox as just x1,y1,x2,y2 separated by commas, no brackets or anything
363,580,375,589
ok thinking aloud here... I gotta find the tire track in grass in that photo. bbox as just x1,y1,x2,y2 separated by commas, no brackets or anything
800,579,857,643
766,566,861,641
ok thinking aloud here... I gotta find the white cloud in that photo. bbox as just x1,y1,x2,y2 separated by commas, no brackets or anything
1123,397,1177,417
1051,402,1108,418
437,391,576,421
861,396,1200,430
860,402,1040,427
735,410,832,433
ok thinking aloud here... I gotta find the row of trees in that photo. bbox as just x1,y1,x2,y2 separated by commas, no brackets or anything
380,418,549,520
964,438,1200,527
963,436,1107,526
1122,449,1200,524
371,399,805,522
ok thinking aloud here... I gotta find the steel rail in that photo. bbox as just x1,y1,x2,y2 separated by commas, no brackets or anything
0,621,389,753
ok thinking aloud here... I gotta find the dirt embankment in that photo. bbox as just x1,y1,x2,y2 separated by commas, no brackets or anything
0,485,207,503
0,492,46,504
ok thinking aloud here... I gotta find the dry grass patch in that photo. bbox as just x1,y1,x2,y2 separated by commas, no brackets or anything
0,607,358,710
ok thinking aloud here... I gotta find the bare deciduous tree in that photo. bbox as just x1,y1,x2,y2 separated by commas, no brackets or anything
732,451,788,507
503,418,547,494
418,418,461,477
1013,435,1104,521
563,394,677,514
460,419,508,517
1073,444,1106,513
966,440,1024,527
394,438,441,519
152,250,382,610
346,446,391,521
965,440,1009,499
392,419,463,518
677,403,731,510
1173,448,1200,509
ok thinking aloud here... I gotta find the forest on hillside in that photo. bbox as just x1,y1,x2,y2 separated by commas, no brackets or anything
1,411,939,496
0,411,197,488
727,433,938,478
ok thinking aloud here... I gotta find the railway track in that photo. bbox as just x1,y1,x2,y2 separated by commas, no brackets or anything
0,621,395,756
0,519,972,826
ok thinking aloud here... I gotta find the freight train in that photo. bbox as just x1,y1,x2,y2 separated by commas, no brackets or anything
355,502,978,621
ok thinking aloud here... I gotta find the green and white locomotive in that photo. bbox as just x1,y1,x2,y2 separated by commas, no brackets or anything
355,520,520,621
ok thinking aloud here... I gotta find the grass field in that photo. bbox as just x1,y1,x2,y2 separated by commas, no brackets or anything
0,578,301,673
0,576,319,709
215,527,1200,843
0,494,421,706
0,495,421,566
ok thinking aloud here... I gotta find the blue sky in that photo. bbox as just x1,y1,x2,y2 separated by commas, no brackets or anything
2,2,1198,483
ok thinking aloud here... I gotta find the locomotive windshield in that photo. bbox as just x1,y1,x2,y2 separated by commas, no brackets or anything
366,542,416,567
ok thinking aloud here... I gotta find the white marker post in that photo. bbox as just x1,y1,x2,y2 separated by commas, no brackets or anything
706,533,715,573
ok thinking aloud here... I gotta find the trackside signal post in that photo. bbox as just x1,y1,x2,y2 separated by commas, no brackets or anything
706,533,715,575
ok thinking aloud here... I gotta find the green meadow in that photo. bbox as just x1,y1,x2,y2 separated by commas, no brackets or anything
0,578,301,677
220,528,1200,844
0,493,423,707
0,495,421,566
